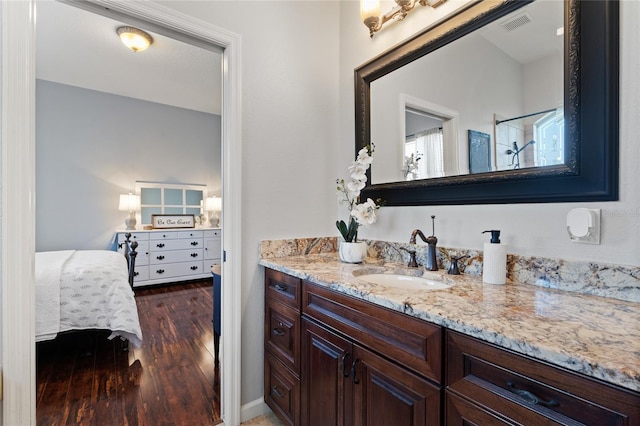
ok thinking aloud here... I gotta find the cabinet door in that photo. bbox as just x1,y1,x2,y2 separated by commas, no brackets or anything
301,319,353,426
352,345,442,426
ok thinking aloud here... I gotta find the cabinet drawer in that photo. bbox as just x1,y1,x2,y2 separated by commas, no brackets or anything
265,269,301,310
117,241,149,264
203,229,221,238
265,352,299,426
130,265,149,283
150,238,203,251
303,282,443,384
176,230,203,239
150,248,204,264
446,331,640,425
149,261,205,279
117,232,149,243
265,298,301,373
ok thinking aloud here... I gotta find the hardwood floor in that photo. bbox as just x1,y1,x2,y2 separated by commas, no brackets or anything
36,279,221,426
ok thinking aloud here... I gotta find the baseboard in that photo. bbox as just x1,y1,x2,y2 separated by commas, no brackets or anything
241,397,271,423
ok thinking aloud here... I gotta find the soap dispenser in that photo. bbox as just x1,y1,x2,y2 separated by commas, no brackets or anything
482,230,507,285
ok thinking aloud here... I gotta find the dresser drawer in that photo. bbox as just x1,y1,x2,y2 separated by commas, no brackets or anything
303,282,443,384
149,261,205,279
265,351,299,426
117,232,149,243
176,230,203,239
265,269,301,310
150,238,203,251
203,229,221,238
117,241,149,264
130,265,149,283
150,248,204,264
265,298,301,373
446,331,640,425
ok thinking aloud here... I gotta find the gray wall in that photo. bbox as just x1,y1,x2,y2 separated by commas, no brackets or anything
36,80,221,251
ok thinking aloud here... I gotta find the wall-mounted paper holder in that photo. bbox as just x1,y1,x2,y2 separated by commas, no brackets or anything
567,208,600,244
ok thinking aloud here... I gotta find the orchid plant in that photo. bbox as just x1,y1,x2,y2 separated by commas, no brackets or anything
336,144,380,243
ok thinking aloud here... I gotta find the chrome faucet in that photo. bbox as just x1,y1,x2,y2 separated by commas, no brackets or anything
409,215,438,271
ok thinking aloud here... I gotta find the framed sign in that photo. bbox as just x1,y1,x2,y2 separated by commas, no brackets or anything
468,130,491,174
151,214,195,229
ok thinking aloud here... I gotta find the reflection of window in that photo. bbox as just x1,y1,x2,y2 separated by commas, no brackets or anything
534,109,564,166
404,128,444,180
136,182,206,225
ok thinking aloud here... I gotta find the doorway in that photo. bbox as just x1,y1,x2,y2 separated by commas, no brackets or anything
1,1,242,425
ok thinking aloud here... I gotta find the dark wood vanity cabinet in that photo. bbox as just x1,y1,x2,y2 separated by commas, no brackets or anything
264,268,640,425
264,269,303,425
301,314,441,426
446,331,640,425
264,269,443,426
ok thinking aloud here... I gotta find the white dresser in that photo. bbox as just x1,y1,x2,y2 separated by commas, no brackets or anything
116,228,221,287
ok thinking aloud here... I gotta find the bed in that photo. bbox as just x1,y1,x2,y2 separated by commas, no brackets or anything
35,243,143,348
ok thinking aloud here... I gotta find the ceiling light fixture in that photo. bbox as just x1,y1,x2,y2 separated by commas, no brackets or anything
116,26,153,52
360,0,448,38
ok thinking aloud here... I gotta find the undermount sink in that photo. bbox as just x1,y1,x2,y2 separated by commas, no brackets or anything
353,267,454,291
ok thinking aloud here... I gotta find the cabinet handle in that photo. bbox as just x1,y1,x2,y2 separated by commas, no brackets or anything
156,269,165,274
134,272,139,277
191,253,199,258
190,266,199,271
272,328,285,336
274,284,287,292
156,243,165,248
272,386,285,398
340,352,351,377
156,255,165,260
350,359,361,384
506,381,559,407
118,242,124,249
191,241,199,246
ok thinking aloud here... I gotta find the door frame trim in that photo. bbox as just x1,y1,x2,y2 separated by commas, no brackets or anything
1,1,243,424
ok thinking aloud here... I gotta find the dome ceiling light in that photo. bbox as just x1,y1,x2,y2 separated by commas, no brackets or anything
116,26,153,52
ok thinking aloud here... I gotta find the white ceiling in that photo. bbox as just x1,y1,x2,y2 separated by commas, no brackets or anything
479,1,564,65
36,0,222,115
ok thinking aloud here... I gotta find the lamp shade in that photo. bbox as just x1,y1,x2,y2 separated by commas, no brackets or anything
360,0,381,20
119,193,141,212
205,197,222,212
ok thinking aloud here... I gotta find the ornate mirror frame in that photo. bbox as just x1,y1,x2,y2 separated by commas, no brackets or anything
356,0,619,206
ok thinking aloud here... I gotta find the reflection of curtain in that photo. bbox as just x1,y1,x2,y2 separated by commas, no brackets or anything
404,128,444,179
417,128,444,178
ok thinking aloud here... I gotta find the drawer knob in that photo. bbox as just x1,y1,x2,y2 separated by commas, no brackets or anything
157,255,165,260
272,328,285,336
156,243,165,248
156,269,165,274
271,386,285,398
190,266,199,271
506,381,559,407
191,241,199,246
191,253,199,258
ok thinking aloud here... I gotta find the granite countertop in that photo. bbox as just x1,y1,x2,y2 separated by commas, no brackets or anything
259,253,640,393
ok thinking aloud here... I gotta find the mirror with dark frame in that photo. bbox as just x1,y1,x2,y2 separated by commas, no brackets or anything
355,0,619,206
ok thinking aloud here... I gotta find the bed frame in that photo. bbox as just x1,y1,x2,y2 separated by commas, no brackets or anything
121,233,138,288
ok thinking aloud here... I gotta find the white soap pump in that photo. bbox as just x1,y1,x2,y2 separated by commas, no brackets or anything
482,230,507,285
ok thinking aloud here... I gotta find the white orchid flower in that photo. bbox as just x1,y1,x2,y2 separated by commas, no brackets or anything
351,198,378,225
356,147,373,166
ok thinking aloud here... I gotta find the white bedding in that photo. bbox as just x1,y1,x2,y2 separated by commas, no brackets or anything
35,250,143,348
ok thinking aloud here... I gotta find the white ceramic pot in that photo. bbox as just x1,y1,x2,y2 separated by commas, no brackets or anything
338,241,367,263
